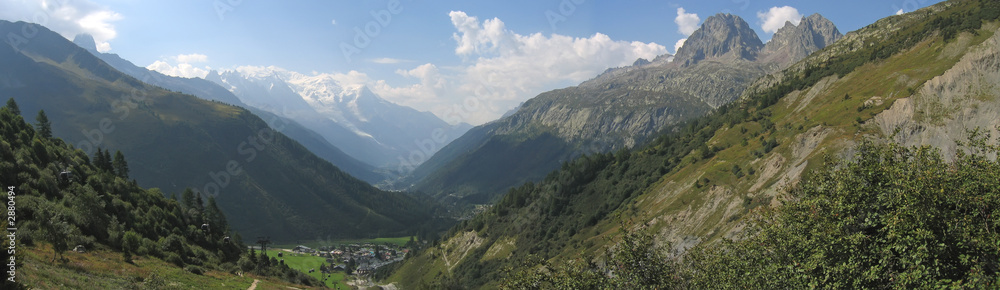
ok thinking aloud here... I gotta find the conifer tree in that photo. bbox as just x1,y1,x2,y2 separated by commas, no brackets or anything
93,148,106,170
182,188,197,210
102,149,113,171
205,196,228,233
35,109,52,138
5,98,19,115
113,150,129,178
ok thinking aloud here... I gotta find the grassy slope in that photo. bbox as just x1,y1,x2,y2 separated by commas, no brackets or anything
19,243,310,289
0,20,441,243
387,1,999,287
265,251,350,289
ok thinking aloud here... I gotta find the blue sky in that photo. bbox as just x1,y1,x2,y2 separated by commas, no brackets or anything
1,0,938,124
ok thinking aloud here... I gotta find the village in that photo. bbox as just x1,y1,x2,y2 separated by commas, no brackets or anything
282,242,411,276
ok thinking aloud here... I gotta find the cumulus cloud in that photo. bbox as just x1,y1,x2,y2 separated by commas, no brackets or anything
175,53,209,63
674,38,687,54
758,6,803,34
0,0,122,52
364,11,668,125
896,9,905,15
675,8,701,36
230,12,668,125
147,54,212,79
147,61,210,79
371,57,411,64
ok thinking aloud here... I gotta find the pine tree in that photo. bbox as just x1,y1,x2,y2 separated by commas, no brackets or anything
195,192,205,213
35,109,52,138
102,149,113,171
5,98,19,115
205,196,228,233
113,150,129,178
182,188,197,210
93,148,106,170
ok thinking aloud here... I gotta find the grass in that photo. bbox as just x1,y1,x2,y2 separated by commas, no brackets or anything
17,243,304,289
272,236,413,249
265,249,350,289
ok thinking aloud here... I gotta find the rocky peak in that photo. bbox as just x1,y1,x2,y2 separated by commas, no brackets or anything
72,33,98,52
673,13,764,66
760,13,843,67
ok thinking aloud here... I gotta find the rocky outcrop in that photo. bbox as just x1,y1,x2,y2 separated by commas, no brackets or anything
408,13,841,201
874,27,1000,158
760,14,843,67
674,14,765,66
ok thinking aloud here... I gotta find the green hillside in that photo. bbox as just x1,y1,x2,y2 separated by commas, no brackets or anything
0,99,322,288
0,19,450,243
385,0,1000,288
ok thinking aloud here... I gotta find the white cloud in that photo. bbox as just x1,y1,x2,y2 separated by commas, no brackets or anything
675,8,700,36
224,12,668,125
674,38,686,54
758,6,803,34
331,19,337,25
896,9,905,15
147,60,211,79
175,53,209,63
0,0,122,52
366,11,668,125
371,57,411,64
147,53,212,78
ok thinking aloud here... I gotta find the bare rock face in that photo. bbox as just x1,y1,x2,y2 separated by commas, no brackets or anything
673,13,765,66
408,13,842,201
874,27,1000,159
760,14,844,67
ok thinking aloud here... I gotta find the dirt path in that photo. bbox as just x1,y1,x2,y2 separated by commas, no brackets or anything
248,279,260,290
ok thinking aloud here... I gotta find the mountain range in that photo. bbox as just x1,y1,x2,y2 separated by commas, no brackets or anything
387,0,1000,287
0,20,448,242
70,34,387,184
207,67,472,175
400,12,842,205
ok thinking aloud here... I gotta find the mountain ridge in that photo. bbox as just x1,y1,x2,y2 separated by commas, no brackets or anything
403,12,842,204
209,66,472,171
69,34,387,184
1,20,447,242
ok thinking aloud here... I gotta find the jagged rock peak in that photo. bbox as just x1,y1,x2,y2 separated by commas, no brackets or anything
72,33,97,52
673,13,764,66
761,13,843,66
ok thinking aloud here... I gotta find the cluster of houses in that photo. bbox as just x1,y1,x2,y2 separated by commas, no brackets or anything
290,243,408,275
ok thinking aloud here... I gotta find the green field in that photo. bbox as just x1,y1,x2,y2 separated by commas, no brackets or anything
273,236,413,249
265,250,350,289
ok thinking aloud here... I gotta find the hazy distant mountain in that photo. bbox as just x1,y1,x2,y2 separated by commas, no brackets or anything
2,21,446,241
209,67,472,171
70,34,387,184
404,13,842,204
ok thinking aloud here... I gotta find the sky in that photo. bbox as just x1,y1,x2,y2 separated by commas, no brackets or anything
0,0,939,125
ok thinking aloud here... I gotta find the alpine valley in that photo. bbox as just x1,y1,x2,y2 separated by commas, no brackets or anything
3,0,1000,289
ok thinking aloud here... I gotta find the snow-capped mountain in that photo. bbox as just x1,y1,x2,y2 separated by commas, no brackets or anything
207,66,471,171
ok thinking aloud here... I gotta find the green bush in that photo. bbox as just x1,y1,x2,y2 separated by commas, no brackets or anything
184,265,205,275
